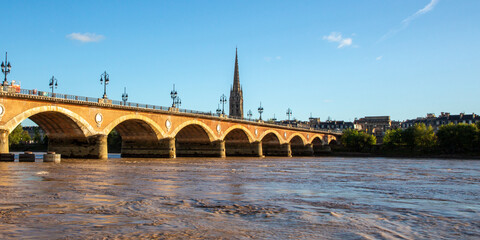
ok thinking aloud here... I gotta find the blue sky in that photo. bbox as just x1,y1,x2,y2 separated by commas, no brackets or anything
2,0,479,124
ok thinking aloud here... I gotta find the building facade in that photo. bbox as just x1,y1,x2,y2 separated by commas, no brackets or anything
401,112,480,132
229,48,244,118
354,116,397,143
309,118,354,131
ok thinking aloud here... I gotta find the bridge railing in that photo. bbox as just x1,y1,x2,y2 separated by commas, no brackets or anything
10,87,342,134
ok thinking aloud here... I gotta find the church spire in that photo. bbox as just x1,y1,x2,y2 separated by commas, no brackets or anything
233,47,240,91
229,47,244,118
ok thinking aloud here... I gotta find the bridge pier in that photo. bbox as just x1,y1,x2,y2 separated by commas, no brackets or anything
176,139,226,158
49,134,108,159
225,141,263,157
0,130,9,154
291,143,314,156
121,137,176,158
263,142,292,157
313,144,331,155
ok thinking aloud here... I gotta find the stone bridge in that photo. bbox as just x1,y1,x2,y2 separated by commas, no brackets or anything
0,90,341,159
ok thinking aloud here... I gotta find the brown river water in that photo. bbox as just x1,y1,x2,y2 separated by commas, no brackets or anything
0,155,479,239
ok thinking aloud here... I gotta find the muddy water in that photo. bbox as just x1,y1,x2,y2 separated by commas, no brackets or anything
0,156,479,239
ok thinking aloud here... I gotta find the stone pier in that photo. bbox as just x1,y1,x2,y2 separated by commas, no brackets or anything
176,140,226,157
48,134,108,159
291,143,314,156
263,142,292,157
121,137,176,158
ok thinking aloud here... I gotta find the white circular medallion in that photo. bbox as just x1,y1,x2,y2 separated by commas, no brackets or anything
255,129,258,136
284,132,287,138
0,104,4,116
216,124,221,133
95,113,103,123
307,134,310,139
165,119,172,130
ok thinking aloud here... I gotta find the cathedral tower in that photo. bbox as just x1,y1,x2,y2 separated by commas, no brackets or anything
229,48,243,118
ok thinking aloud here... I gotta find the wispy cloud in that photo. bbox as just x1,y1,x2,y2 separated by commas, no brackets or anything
376,56,383,61
323,32,353,48
66,32,105,43
379,0,439,42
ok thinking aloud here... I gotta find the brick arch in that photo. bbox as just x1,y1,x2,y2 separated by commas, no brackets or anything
3,105,96,137
258,130,285,144
222,125,255,143
287,133,307,145
102,114,165,140
309,134,325,145
170,120,217,142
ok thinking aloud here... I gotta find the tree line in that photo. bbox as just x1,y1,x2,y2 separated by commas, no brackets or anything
340,122,480,155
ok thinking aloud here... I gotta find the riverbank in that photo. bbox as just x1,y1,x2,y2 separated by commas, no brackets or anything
328,150,480,160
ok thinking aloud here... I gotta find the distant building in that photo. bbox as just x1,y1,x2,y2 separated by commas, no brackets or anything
401,112,480,132
310,120,354,131
354,116,396,143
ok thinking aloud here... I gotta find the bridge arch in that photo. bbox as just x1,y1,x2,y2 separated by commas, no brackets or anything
258,130,285,144
170,120,217,141
222,125,255,143
287,133,307,145
172,120,222,157
309,134,325,145
3,106,96,137
102,114,165,140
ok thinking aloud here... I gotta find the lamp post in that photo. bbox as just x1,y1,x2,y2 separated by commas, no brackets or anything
174,97,182,108
247,110,252,120
286,108,292,121
220,94,227,115
1,52,11,86
49,76,58,95
100,71,109,99
170,84,178,107
216,104,222,116
272,114,277,122
122,87,128,105
258,102,264,120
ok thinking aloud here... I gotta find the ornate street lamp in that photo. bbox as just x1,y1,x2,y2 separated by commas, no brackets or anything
49,76,58,95
100,71,109,99
258,102,264,120
220,94,227,115
170,84,178,107
272,114,277,121
286,108,292,121
216,104,222,116
174,97,182,108
122,87,128,105
247,110,252,120
1,52,12,86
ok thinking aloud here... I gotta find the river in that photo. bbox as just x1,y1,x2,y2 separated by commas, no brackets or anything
0,155,479,239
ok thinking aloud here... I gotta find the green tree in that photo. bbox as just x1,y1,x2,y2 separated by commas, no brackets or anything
107,129,122,153
341,129,376,151
33,127,42,143
437,123,477,153
412,123,436,150
383,128,404,147
8,124,31,146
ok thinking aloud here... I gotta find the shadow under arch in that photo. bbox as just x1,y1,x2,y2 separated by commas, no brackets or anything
102,114,168,157
260,131,291,157
311,136,329,156
3,106,103,158
223,125,261,156
4,106,96,137
173,121,223,157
